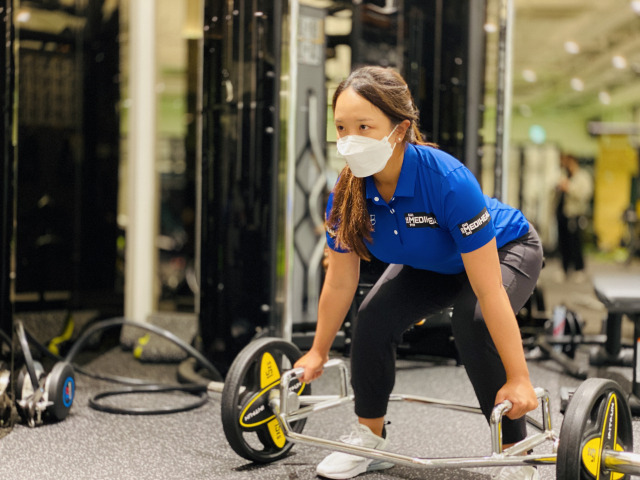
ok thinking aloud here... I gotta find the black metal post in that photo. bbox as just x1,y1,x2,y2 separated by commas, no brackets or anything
1,0,15,339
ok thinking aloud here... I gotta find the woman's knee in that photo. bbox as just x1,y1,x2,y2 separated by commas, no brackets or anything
352,308,394,354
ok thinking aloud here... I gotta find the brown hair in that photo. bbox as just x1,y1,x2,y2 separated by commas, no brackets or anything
327,66,433,260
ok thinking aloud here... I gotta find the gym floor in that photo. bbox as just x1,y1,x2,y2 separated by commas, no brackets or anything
1,256,639,480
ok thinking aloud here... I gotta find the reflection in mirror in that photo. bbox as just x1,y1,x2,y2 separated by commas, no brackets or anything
12,1,121,320
197,0,490,365
155,1,200,312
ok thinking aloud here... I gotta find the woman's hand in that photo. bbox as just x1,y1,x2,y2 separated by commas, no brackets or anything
495,378,538,420
294,349,329,384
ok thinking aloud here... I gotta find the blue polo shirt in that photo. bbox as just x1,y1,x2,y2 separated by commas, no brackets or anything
326,143,530,274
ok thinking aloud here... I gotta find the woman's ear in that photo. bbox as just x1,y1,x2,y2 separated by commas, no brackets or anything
396,119,412,143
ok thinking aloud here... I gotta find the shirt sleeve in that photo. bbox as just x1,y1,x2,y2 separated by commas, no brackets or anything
325,190,350,253
440,166,496,253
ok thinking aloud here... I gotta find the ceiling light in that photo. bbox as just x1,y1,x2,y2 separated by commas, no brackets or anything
612,55,628,69
564,41,580,54
484,22,497,33
599,91,611,105
16,9,31,23
570,78,584,91
632,0,640,15
522,69,537,83
529,125,546,145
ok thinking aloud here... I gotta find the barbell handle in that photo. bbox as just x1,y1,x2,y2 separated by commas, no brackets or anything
603,449,640,475
283,358,347,383
279,358,350,416
491,387,550,454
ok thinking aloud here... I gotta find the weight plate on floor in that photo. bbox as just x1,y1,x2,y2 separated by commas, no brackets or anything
221,337,310,463
557,378,633,479
45,362,75,421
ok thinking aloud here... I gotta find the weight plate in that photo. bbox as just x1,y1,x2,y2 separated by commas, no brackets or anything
221,338,310,463
557,378,633,480
45,362,75,421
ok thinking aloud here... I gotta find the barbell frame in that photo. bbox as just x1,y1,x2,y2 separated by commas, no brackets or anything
271,359,640,475
273,358,560,470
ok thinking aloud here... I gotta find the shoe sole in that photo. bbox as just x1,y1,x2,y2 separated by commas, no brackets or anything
368,460,394,472
316,460,394,479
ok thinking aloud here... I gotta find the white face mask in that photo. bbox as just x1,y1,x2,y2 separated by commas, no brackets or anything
336,125,398,178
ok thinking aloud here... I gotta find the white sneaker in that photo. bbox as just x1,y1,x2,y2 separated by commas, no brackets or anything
572,270,589,284
316,423,394,479
492,466,539,480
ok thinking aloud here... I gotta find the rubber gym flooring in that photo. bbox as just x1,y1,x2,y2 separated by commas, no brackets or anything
1,256,639,480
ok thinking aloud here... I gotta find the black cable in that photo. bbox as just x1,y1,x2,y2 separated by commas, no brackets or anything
15,322,39,391
177,357,216,387
18,317,223,416
24,328,169,387
0,327,11,348
89,384,208,415
75,318,222,415
64,317,220,376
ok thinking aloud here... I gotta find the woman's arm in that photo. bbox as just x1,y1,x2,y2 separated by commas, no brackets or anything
461,238,538,419
295,248,361,383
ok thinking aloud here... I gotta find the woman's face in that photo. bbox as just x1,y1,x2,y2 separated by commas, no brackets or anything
334,87,395,142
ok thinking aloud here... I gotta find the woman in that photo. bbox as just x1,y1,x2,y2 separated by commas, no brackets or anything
555,152,593,282
295,66,543,480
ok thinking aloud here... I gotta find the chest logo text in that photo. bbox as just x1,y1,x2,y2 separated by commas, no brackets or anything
405,212,439,228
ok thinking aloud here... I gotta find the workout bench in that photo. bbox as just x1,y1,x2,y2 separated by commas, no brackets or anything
592,273,640,414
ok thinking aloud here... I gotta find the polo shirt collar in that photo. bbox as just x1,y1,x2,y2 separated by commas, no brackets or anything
365,143,418,199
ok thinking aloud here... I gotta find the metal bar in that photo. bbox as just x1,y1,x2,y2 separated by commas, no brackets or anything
431,0,442,142
491,401,509,453
493,0,514,201
306,91,328,314
279,359,348,410
540,390,553,435
267,0,285,337
1,0,16,339
536,336,588,379
194,0,204,315
491,388,553,454
298,394,351,405
283,429,556,470
603,449,640,475
502,432,556,457
388,393,482,414
281,395,353,424
464,0,487,177
275,360,352,423
282,0,300,341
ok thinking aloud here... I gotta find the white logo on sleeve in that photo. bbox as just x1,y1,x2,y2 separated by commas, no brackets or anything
458,208,491,237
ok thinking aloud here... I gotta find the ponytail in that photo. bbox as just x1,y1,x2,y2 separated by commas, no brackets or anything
326,167,373,260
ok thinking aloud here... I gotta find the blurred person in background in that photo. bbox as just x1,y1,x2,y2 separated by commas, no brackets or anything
555,153,593,282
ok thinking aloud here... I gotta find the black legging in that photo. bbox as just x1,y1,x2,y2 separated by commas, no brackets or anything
557,212,585,274
350,227,543,444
